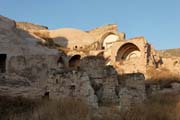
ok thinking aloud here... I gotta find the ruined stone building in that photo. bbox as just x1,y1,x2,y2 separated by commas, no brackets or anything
0,15,179,109
30,21,163,76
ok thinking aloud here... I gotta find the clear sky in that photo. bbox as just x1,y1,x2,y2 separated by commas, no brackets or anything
0,0,180,50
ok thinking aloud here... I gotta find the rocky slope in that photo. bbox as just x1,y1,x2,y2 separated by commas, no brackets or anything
16,22,48,30
158,48,180,57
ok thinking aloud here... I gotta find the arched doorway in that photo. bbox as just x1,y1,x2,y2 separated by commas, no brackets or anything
102,33,119,49
69,55,81,68
116,43,141,61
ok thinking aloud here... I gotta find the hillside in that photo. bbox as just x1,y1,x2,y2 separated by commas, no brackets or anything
158,48,180,57
16,22,48,30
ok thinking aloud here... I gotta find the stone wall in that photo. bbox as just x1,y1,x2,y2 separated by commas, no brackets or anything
118,73,146,111
0,73,43,98
46,66,146,110
160,57,180,75
47,69,98,108
88,24,125,42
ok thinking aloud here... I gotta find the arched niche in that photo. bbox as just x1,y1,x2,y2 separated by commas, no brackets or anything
68,55,81,68
102,33,119,49
116,43,141,61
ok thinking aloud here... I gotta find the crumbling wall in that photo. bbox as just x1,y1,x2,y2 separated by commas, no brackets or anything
160,57,180,75
47,69,98,108
118,73,146,111
79,56,147,108
0,16,149,111
88,24,125,41
0,73,43,98
79,56,119,105
7,55,58,87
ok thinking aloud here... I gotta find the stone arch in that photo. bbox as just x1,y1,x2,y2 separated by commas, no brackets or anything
100,32,119,49
116,43,141,61
68,55,81,68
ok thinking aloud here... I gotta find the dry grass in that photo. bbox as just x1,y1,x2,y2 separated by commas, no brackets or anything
124,93,179,120
147,67,180,81
94,92,180,120
36,98,90,120
146,67,180,88
1,93,180,120
158,48,180,57
0,96,90,120
0,96,40,120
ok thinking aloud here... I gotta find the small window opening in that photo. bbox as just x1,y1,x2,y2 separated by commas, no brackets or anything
0,54,7,73
70,85,76,90
74,45,78,49
43,91,49,99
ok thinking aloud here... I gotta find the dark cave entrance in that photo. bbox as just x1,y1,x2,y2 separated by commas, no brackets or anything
0,54,7,73
69,55,81,68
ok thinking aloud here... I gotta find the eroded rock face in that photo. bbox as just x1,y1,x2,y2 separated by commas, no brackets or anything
0,16,59,99
45,67,146,110
119,73,146,111
80,56,119,105
16,22,48,30
47,69,98,108
0,73,43,98
0,16,148,110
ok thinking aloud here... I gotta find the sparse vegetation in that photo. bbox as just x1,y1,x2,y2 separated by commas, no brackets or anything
146,67,180,88
158,48,180,57
0,96,90,120
147,67,176,81
1,93,180,120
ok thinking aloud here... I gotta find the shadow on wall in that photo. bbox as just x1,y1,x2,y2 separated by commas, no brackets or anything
56,54,81,70
52,37,68,48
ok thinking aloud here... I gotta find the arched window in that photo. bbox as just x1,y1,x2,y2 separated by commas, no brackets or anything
116,43,141,61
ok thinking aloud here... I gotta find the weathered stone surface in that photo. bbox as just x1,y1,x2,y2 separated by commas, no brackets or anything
118,73,146,111
47,69,98,108
0,15,59,84
1,15,180,111
16,22,48,30
0,73,43,98
80,56,119,105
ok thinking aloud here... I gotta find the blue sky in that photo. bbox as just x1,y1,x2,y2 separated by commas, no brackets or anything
0,0,180,50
